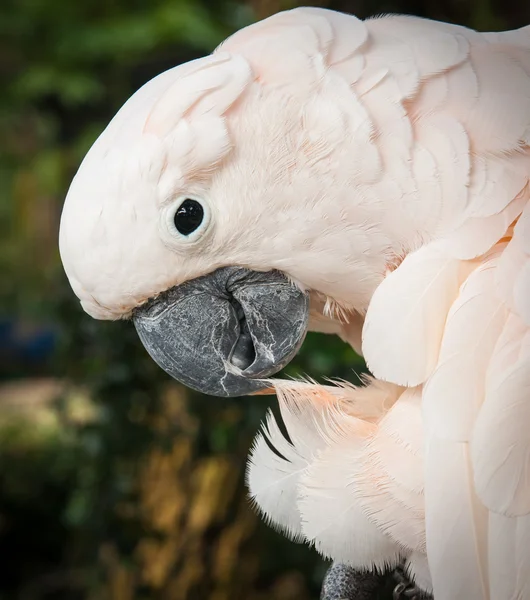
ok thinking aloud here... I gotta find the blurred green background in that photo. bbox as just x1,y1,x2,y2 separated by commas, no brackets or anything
0,0,527,598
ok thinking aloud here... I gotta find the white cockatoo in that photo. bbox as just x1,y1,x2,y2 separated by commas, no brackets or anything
59,7,530,599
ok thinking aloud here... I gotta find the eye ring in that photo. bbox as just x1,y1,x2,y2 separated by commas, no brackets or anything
162,195,211,245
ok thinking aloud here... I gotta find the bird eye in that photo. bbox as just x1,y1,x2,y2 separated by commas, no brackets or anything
161,195,211,248
173,199,204,236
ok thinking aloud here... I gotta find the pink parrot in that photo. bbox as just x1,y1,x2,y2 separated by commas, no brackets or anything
59,7,530,599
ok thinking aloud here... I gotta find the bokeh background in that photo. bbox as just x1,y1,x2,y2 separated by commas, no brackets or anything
1,0,528,598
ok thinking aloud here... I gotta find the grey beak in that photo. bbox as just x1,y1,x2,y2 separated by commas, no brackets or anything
132,267,309,397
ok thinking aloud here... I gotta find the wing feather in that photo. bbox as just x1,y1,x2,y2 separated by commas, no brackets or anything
354,388,425,552
424,438,489,600
471,325,530,516
362,244,475,387
422,247,507,441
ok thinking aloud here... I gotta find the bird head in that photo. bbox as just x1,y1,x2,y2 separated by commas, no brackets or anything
59,11,392,396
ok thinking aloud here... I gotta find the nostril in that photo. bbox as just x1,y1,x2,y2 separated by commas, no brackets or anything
229,299,256,371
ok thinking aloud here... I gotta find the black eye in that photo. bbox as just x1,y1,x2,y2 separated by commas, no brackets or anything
173,199,204,236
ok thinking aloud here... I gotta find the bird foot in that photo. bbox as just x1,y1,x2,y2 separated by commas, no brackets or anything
320,563,434,600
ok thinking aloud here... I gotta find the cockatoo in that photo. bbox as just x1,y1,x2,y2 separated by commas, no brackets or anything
59,7,530,599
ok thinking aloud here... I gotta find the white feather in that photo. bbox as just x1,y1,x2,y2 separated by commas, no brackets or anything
471,327,530,516
272,379,405,570
247,377,401,542
299,413,402,571
488,512,530,600
354,387,425,552
424,437,488,600
433,193,527,260
247,410,307,541
362,243,475,387
422,247,507,441
405,552,433,594
488,512,517,600
247,380,346,540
